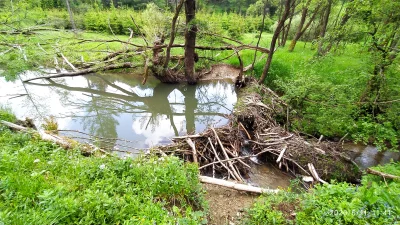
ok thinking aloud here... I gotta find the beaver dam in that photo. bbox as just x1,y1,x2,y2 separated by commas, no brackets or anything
159,79,361,184
1,71,361,187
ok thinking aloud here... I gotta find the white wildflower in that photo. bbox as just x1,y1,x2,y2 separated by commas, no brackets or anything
99,164,106,170
33,159,40,163
47,161,53,165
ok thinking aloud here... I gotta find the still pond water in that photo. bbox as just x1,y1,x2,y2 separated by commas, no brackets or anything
1,72,236,151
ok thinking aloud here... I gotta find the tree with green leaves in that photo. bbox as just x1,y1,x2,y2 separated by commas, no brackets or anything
288,0,322,52
354,0,400,107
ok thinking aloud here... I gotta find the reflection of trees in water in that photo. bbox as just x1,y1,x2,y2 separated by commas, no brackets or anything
25,74,235,147
79,78,119,149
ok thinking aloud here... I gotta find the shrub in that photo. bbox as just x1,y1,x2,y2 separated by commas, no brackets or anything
0,107,16,122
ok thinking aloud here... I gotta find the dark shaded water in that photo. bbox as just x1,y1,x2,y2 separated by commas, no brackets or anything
344,143,400,169
0,72,237,152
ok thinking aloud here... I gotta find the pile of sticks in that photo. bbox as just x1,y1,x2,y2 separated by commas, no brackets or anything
160,82,360,183
160,123,250,182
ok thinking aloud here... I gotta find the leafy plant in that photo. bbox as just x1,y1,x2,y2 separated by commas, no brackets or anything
0,126,208,224
245,162,400,225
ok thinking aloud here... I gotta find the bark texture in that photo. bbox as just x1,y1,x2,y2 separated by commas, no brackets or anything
259,0,293,84
184,0,197,85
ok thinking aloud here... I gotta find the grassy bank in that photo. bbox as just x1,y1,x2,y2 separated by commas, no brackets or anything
221,34,400,150
244,162,400,225
0,111,207,224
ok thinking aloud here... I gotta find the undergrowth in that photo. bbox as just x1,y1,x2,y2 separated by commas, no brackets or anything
244,162,400,225
0,123,207,224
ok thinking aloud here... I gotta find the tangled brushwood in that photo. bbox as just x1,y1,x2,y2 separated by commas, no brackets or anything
159,79,361,183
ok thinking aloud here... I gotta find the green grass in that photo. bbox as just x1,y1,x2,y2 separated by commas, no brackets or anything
215,33,399,149
244,162,400,225
0,121,207,224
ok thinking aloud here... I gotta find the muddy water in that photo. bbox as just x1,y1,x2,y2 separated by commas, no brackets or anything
247,163,291,189
344,143,400,169
0,72,236,151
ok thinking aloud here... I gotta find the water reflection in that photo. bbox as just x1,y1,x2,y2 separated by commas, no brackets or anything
0,72,237,151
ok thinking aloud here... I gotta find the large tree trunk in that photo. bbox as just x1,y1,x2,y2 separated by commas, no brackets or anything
259,0,293,84
184,0,197,85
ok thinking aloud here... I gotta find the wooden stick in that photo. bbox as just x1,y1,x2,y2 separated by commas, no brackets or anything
211,127,243,181
224,147,251,169
0,120,71,149
317,135,323,144
60,52,78,71
366,168,400,180
199,148,274,169
207,137,235,179
307,163,328,184
186,138,198,163
238,122,251,139
268,150,311,176
172,134,201,139
199,176,279,194
276,145,287,163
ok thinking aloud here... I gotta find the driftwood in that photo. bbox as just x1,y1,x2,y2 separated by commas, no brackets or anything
0,120,72,149
186,138,198,164
366,168,400,180
199,176,279,194
308,163,328,184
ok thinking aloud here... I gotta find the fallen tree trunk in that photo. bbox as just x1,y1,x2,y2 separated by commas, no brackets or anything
0,120,72,149
76,39,270,53
199,176,279,194
23,62,138,82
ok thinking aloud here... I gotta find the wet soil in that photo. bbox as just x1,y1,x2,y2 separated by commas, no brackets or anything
204,163,291,225
199,64,241,82
203,183,257,225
